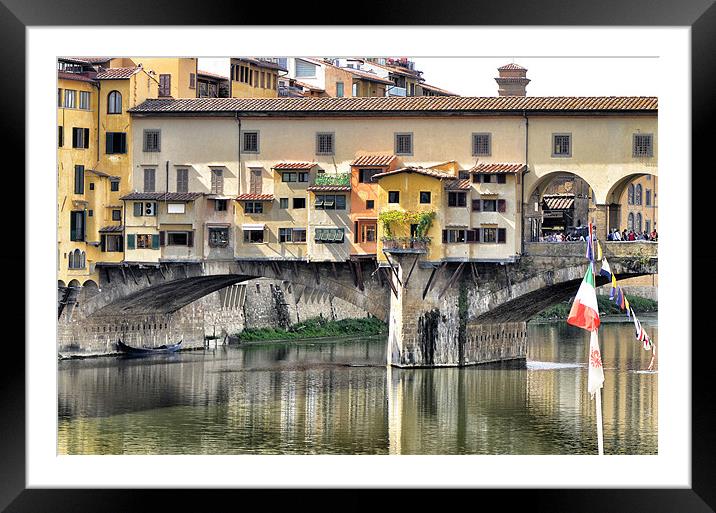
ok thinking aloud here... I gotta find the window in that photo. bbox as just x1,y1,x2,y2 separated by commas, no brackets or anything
293,197,306,209
74,165,84,194
244,202,263,214
166,231,190,246
646,220,651,234
110,179,119,192
627,213,634,231
472,133,491,156
482,228,497,243
358,168,379,183
336,82,344,97
144,169,156,192
395,133,413,155
101,235,123,252
443,229,466,243
167,203,185,214
72,127,90,149
420,191,431,204
242,131,259,153
68,249,86,269
64,89,76,108
633,134,653,157
636,213,643,233
362,223,376,243
458,171,470,180
388,191,400,203
189,73,196,89
176,168,188,193
635,184,642,205
282,172,297,182
314,194,346,210
211,169,224,194
70,211,85,241
482,199,497,212
471,199,481,212
134,234,159,249
295,59,317,78
366,199,375,210
279,198,289,209
314,228,345,243
105,132,127,154
628,184,635,205
58,88,62,107
209,227,229,247
107,91,122,114
448,192,466,207
552,134,571,157
316,133,334,155
244,229,264,243
79,91,91,110
159,74,171,97
58,126,63,147
498,228,507,243
646,189,652,206
143,130,161,152
497,174,507,184
215,199,227,211
292,228,307,243
352,83,359,96
112,209,121,221
498,199,507,212
249,168,262,194
298,172,309,182
279,227,293,242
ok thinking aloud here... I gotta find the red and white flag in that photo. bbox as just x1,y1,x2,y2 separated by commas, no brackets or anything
588,329,605,398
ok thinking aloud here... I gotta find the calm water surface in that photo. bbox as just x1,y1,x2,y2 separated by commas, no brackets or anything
58,317,658,455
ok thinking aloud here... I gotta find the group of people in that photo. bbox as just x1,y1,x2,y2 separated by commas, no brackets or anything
607,228,658,241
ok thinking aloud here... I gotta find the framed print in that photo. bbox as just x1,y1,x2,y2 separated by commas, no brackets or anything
5,0,714,510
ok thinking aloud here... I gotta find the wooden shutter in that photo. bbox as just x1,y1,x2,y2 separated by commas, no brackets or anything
118,235,124,252
466,229,476,243
106,132,113,154
187,231,194,247
442,230,448,243
72,128,78,148
498,199,506,212
472,173,481,183
159,231,166,246
498,228,506,243
475,228,481,243
354,222,359,243
100,235,106,252
83,128,90,148
127,234,136,249
472,199,481,211
133,202,143,217
250,169,261,194
119,133,126,153
151,234,160,249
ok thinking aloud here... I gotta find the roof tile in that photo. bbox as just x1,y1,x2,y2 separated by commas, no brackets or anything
120,192,203,201
373,166,455,180
236,194,274,201
95,67,141,80
470,162,526,174
272,162,317,170
351,154,397,167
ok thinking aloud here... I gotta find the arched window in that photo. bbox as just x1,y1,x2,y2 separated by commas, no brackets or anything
108,91,122,114
68,249,86,269
636,213,642,233
628,213,634,231
635,184,642,206
628,184,635,205
68,250,75,269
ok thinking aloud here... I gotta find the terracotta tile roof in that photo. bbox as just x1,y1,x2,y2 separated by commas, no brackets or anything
495,77,531,83
95,67,141,80
120,192,203,201
291,79,324,92
498,63,527,71
129,96,658,115
351,154,397,167
99,225,124,233
197,70,228,81
57,71,97,83
543,194,575,210
272,162,317,170
445,179,471,190
373,166,456,180
470,162,526,174
345,68,394,85
307,185,352,192
70,57,113,64
420,83,458,96
236,193,274,201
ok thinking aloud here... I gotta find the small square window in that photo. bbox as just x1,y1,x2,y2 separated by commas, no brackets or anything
316,133,334,155
633,134,653,157
279,198,289,209
366,199,375,209
419,191,431,204
293,197,306,209
395,133,413,155
552,134,571,157
89,183,95,191
110,180,120,192
112,210,121,221
388,191,400,203
242,131,259,153
215,199,228,211
472,133,491,156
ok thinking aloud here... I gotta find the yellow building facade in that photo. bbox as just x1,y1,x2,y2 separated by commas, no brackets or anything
230,58,284,98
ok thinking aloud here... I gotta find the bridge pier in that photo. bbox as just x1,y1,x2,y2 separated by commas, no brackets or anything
386,254,527,368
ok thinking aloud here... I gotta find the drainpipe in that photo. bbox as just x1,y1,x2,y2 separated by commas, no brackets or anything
235,112,242,194
521,110,530,255
95,81,101,163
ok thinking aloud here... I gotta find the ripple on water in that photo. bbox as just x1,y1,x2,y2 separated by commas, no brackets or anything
527,361,584,371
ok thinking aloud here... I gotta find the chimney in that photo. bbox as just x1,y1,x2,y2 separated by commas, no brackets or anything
495,63,530,96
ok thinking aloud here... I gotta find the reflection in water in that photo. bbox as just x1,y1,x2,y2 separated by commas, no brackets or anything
58,318,657,455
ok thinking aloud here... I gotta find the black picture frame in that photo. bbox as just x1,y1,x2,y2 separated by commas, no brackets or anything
4,0,712,510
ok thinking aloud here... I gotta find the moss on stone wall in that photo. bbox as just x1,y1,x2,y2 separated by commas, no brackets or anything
234,316,386,342
533,294,657,320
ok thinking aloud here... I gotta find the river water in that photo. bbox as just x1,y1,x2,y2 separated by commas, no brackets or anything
58,316,658,455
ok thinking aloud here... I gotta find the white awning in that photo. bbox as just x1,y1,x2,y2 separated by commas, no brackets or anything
241,224,265,230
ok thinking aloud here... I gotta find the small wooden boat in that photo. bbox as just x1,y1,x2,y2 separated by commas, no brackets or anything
117,339,182,355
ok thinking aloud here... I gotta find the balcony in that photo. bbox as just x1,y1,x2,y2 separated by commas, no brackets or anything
388,86,407,97
382,237,430,254
308,173,352,192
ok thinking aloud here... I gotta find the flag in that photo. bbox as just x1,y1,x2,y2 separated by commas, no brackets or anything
609,274,617,300
624,297,631,319
632,310,652,350
567,265,601,332
588,329,605,398
599,257,612,280
596,240,603,261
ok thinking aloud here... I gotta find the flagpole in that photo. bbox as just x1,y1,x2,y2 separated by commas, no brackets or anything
595,387,604,455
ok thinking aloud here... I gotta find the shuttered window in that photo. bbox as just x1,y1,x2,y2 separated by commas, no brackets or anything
176,168,188,193
58,126,63,147
74,165,84,194
498,228,507,243
72,127,90,149
295,59,317,78
70,211,85,241
143,130,161,152
498,199,507,212
105,132,127,154
211,169,224,194
144,168,156,192
159,74,171,97
250,168,262,194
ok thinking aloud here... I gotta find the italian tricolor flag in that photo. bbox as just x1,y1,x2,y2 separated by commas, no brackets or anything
567,265,601,332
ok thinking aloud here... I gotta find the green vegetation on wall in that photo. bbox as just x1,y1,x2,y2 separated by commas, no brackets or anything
533,294,657,321
235,316,387,342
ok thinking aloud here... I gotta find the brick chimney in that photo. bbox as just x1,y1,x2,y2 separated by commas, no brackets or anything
495,63,530,96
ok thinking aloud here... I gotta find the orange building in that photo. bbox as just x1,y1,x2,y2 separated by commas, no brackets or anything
348,154,400,256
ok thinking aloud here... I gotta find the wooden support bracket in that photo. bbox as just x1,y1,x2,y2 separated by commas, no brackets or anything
504,265,513,297
348,261,358,287
313,263,320,285
382,250,402,287
120,266,128,285
128,265,139,285
382,267,399,299
470,262,479,284
438,262,465,300
103,267,111,284
331,262,338,279
158,264,166,280
402,254,420,289
356,260,365,291
422,264,440,300
145,268,151,285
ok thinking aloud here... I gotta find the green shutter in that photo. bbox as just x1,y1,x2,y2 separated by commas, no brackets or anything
127,234,136,249
100,235,106,252
106,132,113,154
151,234,160,249
134,202,143,217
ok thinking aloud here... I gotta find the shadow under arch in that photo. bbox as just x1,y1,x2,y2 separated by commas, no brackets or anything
525,169,600,203
604,171,657,205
